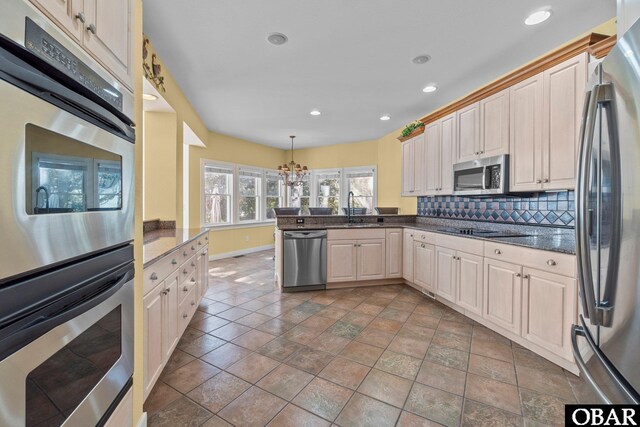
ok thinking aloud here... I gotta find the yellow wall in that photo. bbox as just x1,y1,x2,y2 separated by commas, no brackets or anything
287,139,378,169
188,131,287,255
143,111,178,220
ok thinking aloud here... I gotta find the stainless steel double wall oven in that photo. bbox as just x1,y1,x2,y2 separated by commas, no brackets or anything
0,2,135,426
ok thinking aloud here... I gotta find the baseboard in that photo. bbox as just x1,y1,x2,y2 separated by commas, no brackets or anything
136,412,147,427
209,244,275,261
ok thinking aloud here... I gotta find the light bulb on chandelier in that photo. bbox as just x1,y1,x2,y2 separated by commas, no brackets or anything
278,135,309,187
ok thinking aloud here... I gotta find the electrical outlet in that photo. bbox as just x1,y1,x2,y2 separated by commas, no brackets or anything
296,218,305,224
377,217,384,223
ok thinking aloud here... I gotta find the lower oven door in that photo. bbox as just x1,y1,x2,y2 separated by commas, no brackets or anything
0,250,134,427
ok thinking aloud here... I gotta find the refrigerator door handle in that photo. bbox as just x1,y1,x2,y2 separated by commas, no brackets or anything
576,85,600,323
571,324,613,404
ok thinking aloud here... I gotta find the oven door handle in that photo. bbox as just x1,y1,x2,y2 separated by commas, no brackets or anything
0,263,133,361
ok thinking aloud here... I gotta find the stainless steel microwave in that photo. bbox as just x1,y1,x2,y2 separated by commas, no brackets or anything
452,154,508,196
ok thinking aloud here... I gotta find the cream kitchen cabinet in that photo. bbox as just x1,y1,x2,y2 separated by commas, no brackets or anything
456,91,509,164
401,133,425,196
425,112,456,195
29,0,133,89
521,267,577,360
483,258,523,335
385,229,403,278
455,252,484,316
510,54,587,191
402,229,415,283
327,238,386,282
435,246,457,302
413,241,435,293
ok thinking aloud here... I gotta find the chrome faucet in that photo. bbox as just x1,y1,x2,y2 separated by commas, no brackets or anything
347,191,355,223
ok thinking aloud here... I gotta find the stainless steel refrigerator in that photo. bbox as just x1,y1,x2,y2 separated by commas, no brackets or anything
572,17,640,404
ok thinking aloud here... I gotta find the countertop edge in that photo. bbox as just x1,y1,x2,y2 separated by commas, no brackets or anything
143,228,210,268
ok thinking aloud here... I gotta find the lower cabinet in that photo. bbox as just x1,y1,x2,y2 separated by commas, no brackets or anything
385,229,403,278
483,259,523,335
413,241,435,292
435,247,457,303
327,238,386,282
358,239,386,280
522,267,577,360
402,229,415,283
456,252,483,316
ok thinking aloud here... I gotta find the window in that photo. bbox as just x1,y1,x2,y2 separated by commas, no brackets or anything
345,168,376,214
314,170,341,215
204,164,233,225
35,156,89,212
265,171,284,219
289,174,311,215
238,168,261,222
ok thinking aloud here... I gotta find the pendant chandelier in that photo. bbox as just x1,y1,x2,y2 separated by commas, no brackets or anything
278,135,309,187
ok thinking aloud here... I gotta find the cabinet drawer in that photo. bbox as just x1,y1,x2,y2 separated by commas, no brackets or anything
179,254,198,278
484,242,576,277
180,241,199,263
179,271,197,305
327,228,386,240
412,230,436,244
143,249,179,295
434,234,484,255
178,285,198,334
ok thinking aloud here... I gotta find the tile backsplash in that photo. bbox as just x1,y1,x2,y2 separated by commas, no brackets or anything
417,191,575,227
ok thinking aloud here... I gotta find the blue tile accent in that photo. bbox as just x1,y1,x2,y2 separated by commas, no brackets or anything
417,191,575,227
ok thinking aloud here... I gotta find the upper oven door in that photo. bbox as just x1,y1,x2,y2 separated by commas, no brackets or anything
0,37,134,283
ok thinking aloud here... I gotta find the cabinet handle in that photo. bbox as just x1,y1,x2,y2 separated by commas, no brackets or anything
205,236,208,241
150,272,158,280
523,274,530,279
183,313,188,319
480,150,484,154
166,287,171,293
191,262,196,267
536,179,542,184
191,246,195,250
547,259,557,266
183,251,188,257
475,151,479,155
183,286,189,292
87,23,97,34
171,259,178,265
191,301,196,306
183,269,188,275
75,12,86,23
162,290,167,295
543,178,549,183
198,241,202,246
421,243,425,248
421,234,426,239
191,278,196,283
515,273,521,277
494,249,501,255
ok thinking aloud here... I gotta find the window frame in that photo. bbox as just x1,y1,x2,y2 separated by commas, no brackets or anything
342,166,377,215
236,166,263,224
264,170,284,221
201,160,235,227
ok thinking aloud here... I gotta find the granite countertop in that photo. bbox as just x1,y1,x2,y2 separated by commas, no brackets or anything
143,227,210,267
277,220,576,255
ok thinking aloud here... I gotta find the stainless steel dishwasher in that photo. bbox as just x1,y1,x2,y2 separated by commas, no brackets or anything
283,230,327,291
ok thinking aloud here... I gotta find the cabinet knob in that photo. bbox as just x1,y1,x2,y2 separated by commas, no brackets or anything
475,152,479,155
150,272,158,280
87,23,97,34
480,150,484,154
523,274,530,279
166,287,171,294
421,243,425,248
515,273,521,277
536,179,542,184
183,286,188,292
191,278,196,283
198,241,202,246
183,251,188,257
162,290,167,295
171,259,178,265
421,234,426,239
75,12,86,23
183,269,188,275
494,249,501,255
191,262,196,267
205,236,208,241
191,301,196,306
183,313,188,319
547,259,557,266
543,178,549,183
191,246,195,251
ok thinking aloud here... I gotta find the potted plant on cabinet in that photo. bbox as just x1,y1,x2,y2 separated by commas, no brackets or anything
397,121,425,142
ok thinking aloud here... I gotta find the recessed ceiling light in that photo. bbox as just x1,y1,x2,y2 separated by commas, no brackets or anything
412,55,431,65
380,115,391,121
267,32,288,45
310,109,321,116
422,85,438,93
142,93,158,101
525,9,551,26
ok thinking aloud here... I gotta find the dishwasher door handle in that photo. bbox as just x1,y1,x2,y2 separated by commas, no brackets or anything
283,231,328,239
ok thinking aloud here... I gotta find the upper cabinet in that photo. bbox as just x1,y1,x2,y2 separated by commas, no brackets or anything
510,54,587,192
401,133,425,196
30,0,133,90
425,112,456,195
456,89,509,164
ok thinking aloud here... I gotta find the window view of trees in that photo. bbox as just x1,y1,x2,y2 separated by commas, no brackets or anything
289,176,311,215
38,163,86,211
204,167,232,224
316,173,340,215
97,163,122,208
347,173,374,213
266,173,283,219
238,172,261,221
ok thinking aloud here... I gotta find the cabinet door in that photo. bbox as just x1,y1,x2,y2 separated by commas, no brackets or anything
414,241,435,293
30,0,84,41
385,229,403,278
456,103,480,163
143,282,164,399
456,252,483,316
413,136,426,195
480,89,509,158
198,248,209,300
439,113,456,194
327,240,357,282
402,229,415,282
510,74,544,192
542,53,587,190
82,0,132,88
483,259,522,335
401,140,414,196
163,273,179,361
357,239,386,281
425,121,441,195
522,267,577,360
435,246,456,303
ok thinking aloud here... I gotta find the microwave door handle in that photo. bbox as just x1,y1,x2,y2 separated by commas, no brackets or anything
576,85,600,324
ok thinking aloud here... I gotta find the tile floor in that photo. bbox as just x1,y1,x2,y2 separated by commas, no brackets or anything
145,250,597,427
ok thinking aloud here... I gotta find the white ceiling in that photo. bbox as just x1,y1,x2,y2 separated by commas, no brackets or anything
143,0,615,149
